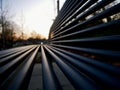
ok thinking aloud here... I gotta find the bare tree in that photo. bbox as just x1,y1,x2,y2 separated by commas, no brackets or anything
0,0,5,48
102,1,120,22
30,31,42,39
19,10,25,40
0,0,11,48
0,0,16,49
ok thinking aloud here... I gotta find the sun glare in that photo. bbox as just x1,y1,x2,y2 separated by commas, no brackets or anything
24,1,54,39
9,0,65,39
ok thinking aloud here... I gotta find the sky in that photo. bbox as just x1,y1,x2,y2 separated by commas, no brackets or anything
3,0,65,38
1,0,120,38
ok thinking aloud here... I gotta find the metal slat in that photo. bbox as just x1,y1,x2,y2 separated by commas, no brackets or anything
51,44,120,60
41,46,61,90
52,2,120,39
45,0,120,89
52,19,120,40
48,46,120,75
51,0,73,31
0,45,34,55
0,46,31,59
0,46,40,90
0,46,37,85
51,0,115,38
53,0,86,32
47,46,120,89
54,0,97,35
0,46,34,66
44,46,101,90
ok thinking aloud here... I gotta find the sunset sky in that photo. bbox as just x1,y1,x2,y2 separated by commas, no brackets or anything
3,0,65,38
2,0,120,38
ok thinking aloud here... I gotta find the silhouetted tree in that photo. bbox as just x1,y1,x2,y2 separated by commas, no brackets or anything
0,0,13,49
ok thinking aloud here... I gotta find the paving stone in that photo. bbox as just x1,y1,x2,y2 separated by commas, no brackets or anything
28,63,75,90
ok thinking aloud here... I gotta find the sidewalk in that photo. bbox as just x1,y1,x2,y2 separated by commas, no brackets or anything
28,63,74,90
28,64,42,90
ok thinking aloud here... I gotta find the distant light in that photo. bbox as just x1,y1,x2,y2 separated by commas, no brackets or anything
41,42,43,44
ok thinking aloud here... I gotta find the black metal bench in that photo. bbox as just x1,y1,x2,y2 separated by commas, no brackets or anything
0,45,40,89
0,0,120,90
46,0,120,90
